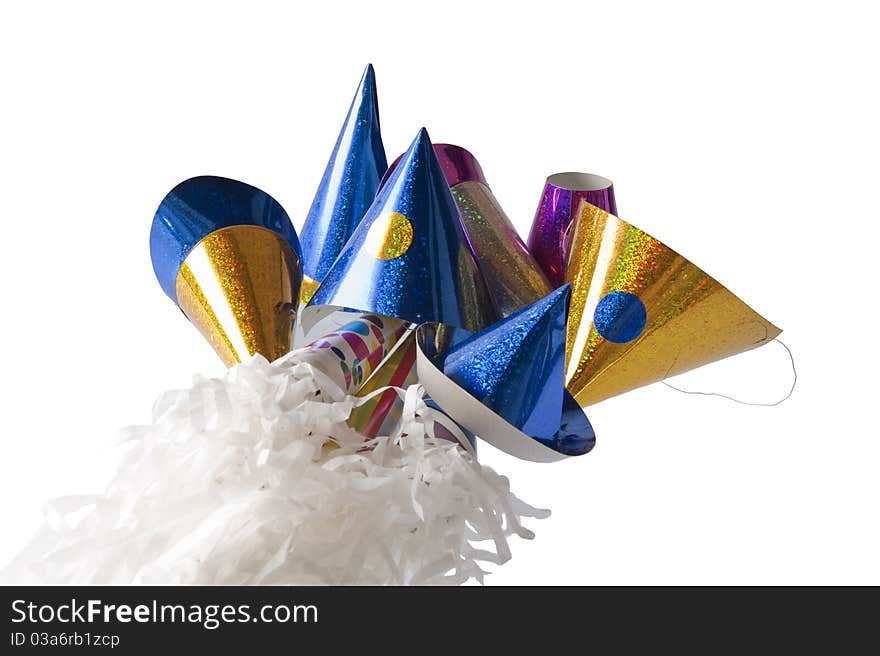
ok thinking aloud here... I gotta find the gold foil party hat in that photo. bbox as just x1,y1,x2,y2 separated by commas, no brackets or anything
175,225,302,367
564,203,781,406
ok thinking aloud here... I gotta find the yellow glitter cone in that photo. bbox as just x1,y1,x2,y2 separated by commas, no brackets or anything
175,226,302,367
564,203,781,406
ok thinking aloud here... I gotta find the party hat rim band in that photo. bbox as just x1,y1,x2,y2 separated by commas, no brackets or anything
546,172,613,192
415,323,592,463
577,202,783,331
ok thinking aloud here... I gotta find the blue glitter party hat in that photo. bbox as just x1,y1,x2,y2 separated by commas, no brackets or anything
419,285,595,457
308,128,498,332
150,176,301,302
299,64,387,301
150,176,303,367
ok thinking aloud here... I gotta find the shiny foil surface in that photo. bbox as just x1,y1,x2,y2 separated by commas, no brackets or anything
422,285,595,456
309,128,498,332
175,225,302,367
347,330,476,449
527,173,616,287
564,203,782,406
151,176,301,303
378,142,550,315
299,64,387,302
451,180,552,316
299,275,321,305
348,330,419,437
296,313,408,394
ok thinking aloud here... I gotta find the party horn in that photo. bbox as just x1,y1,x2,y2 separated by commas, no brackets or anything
417,285,595,463
380,144,552,317
527,172,617,287
150,176,303,367
292,312,409,396
564,203,782,406
299,64,387,304
347,330,419,437
347,331,477,450
306,128,498,333
292,313,473,450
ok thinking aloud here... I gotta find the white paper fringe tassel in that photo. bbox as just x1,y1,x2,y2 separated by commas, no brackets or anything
2,354,548,585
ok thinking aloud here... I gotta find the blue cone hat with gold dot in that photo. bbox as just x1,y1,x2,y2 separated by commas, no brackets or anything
150,175,303,367
299,64,387,304
416,284,595,462
307,128,499,332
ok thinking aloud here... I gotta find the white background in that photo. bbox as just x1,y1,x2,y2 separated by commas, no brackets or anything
1,1,877,585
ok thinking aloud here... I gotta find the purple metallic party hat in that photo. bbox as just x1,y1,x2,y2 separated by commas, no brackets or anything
299,64,387,303
527,172,617,287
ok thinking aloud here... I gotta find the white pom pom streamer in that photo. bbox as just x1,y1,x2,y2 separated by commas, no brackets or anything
2,354,548,585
